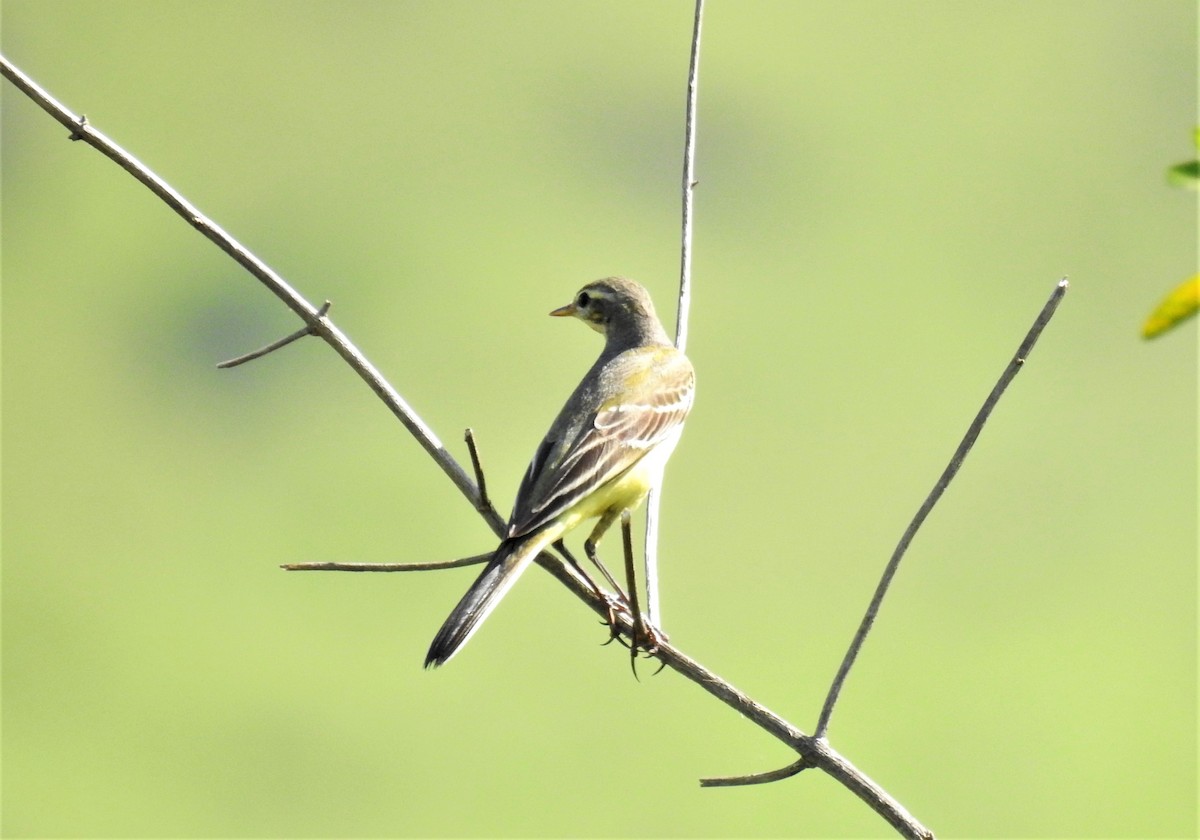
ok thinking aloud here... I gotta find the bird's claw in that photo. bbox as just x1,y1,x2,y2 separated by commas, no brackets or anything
598,592,633,647
628,617,669,677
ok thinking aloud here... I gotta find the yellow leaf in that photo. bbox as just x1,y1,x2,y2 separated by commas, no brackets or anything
1142,274,1200,339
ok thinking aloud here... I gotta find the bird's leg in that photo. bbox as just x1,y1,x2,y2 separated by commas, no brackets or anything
582,540,627,601
553,539,627,641
616,510,672,677
552,539,611,600
582,512,636,645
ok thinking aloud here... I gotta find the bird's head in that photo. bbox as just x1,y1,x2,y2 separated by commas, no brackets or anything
550,277,670,348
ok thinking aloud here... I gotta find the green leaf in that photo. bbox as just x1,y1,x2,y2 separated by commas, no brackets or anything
1142,275,1200,339
1166,160,1200,189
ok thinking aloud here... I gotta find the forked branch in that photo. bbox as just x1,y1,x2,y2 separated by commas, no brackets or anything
813,278,1068,740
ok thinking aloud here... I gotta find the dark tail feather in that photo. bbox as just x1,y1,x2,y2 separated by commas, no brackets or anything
424,540,534,668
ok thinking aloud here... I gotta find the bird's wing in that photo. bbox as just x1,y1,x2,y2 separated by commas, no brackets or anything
507,348,694,539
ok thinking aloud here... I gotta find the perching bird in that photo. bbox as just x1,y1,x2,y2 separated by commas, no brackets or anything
425,277,695,667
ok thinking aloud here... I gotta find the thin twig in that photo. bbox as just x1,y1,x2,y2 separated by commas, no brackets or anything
463,428,491,513
530,541,932,839
217,300,332,368
675,0,702,356
2,53,937,839
813,278,1070,740
644,0,705,629
282,554,491,572
702,756,812,787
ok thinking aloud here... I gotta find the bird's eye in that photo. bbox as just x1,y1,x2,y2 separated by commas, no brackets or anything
576,292,591,307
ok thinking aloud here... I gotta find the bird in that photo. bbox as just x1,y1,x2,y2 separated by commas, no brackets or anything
424,277,695,667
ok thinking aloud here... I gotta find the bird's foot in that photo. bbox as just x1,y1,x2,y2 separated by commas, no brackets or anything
598,592,633,648
628,615,669,678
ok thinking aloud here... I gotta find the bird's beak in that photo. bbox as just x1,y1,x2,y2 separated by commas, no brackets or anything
549,303,576,317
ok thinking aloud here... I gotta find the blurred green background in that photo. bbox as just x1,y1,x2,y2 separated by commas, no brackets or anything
3,2,1196,837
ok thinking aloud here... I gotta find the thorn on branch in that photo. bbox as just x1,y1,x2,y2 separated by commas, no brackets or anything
217,299,332,368
68,114,87,141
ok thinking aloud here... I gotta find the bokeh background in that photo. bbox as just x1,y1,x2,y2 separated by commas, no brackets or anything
3,2,1196,837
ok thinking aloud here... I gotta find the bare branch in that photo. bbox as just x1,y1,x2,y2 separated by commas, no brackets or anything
282,554,491,572
701,757,811,787
814,278,1070,739
463,428,491,514
675,0,703,356
644,0,705,630
531,539,932,838
217,300,332,368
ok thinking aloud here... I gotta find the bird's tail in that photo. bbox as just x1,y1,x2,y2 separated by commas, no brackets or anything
424,537,541,668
